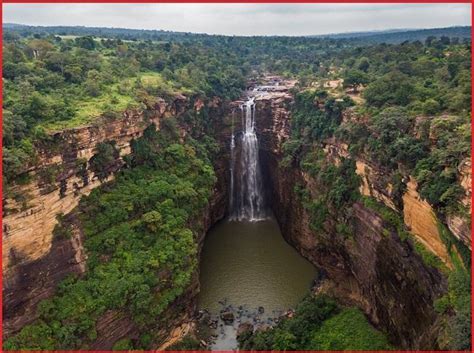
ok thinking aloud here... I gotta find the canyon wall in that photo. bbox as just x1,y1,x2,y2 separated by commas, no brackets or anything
255,95,448,349
3,97,183,337
2,96,232,348
3,98,184,273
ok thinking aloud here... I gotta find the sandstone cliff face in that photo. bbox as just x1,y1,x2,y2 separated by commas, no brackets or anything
2,96,231,348
2,99,177,339
447,158,472,248
402,178,451,263
3,214,87,336
3,94,205,272
336,109,471,252
332,145,472,267
255,96,447,349
3,104,166,273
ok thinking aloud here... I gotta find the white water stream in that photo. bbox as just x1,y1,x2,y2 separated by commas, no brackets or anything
229,97,265,221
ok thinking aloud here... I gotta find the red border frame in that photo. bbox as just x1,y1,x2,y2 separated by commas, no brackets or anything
0,2,472,352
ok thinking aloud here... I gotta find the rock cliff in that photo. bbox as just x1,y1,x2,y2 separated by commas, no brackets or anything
2,95,231,347
255,94,448,349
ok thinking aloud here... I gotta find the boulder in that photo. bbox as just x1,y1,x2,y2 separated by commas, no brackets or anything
197,309,211,324
237,322,254,339
220,310,234,324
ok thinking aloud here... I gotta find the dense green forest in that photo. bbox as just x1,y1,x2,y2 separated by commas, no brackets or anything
3,24,471,350
5,23,470,44
314,25,471,43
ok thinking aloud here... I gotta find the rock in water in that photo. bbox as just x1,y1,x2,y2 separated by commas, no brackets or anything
197,309,211,324
237,322,254,339
220,311,235,324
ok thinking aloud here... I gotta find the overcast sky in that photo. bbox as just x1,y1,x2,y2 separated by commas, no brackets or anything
3,4,472,36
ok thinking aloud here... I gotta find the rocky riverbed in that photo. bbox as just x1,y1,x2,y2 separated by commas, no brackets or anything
195,300,297,349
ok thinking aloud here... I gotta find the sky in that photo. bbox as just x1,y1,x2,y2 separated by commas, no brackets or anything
3,4,472,36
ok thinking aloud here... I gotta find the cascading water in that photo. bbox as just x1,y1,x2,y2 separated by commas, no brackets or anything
229,97,265,221
229,121,235,212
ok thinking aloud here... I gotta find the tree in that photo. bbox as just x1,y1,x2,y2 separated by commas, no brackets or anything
44,52,69,75
357,57,370,72
89,141,120,181
364,71,414,107
343,69,369,93
84,70,103,97
27,39,55,59
423,98,441,115
74,36,96,50
142,210,163,232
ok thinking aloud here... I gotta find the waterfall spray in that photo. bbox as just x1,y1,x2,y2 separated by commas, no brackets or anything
229,115,236,211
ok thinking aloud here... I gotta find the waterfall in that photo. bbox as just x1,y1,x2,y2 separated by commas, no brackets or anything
230,97,265,222
229,117,235,211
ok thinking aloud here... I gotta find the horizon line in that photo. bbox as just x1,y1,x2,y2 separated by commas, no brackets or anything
3,22,471,38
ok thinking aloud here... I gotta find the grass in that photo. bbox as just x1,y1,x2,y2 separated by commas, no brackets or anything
139,71,194,96
40,74,160,132
140,72,168,88
39,70,197,133
39,71,200,133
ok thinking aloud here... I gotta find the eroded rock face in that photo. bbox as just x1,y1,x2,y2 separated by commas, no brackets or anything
255,96,447,349
355,159,398,210
402,178,451,264
330,114,471,253
450,158,472,248
446,214,471,247
4,106,164,273
2,96,231,348
2,101,180,340
322,142,453,266
3,214,87,336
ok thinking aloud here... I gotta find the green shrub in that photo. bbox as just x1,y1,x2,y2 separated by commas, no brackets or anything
310,308,392,350
112,338,133,350
89,140,120,182
239,295,391,351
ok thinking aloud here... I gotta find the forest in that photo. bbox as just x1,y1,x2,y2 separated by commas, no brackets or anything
2,23,471,351
3,24,471,195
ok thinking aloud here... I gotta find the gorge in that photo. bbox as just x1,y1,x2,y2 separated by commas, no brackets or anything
2,25,471,351
4,77,470,350
197,93,317,350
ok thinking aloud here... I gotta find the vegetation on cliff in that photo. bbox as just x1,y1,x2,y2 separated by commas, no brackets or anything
332,40,471,350
2,32,245,189
281,37,471,349
4,121,216,350
238,295,391,350
434,222,471,350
